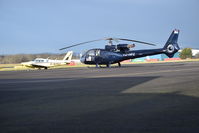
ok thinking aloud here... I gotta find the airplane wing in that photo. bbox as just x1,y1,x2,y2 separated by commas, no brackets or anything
31,64,49,68
22,62,49,69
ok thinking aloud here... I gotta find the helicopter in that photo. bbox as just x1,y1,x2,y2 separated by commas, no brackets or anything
60,29,180,68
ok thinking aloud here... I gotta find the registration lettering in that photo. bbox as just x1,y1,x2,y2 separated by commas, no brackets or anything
122,53,135,57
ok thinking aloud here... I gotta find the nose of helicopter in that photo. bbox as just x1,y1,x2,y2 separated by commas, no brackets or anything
80,56,85,63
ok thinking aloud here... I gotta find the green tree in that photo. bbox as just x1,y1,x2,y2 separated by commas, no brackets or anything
180,48,192,59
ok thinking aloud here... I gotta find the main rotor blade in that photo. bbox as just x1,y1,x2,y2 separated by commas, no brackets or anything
115,38,156,46
60,37,156,50
59,39,103,50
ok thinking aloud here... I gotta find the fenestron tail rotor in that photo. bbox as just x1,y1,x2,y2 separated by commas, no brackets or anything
60,37,156,50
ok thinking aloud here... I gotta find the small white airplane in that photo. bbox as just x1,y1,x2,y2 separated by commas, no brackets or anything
21,51,74,69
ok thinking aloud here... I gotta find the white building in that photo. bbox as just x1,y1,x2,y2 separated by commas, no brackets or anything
192,49,199,56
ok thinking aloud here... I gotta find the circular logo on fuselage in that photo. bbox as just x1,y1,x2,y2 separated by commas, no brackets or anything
167,44,175,53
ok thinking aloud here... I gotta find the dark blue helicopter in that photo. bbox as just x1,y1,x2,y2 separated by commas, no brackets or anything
60,29,180,67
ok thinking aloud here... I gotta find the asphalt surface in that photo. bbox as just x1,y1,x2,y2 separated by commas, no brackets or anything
0,62,199,133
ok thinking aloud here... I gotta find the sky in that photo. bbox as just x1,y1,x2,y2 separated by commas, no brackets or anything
0,0,198,55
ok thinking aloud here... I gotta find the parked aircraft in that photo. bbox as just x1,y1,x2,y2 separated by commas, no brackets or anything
21,51,73,69
60,29,180,68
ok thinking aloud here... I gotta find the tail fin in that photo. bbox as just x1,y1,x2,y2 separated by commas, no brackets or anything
63,51,73,61
163,29,180,58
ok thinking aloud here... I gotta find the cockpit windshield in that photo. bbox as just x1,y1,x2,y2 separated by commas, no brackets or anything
82,49,101,57
87,50,95,56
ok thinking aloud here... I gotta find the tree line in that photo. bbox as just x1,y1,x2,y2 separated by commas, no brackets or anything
0,53,80,64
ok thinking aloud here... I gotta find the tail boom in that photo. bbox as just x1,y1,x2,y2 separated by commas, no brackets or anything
122,29,180,60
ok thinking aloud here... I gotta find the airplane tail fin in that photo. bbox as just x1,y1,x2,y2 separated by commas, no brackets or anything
163,29,180,58
63,51,73,61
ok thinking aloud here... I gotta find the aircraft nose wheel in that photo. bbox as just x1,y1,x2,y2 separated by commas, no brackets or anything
96,64,99,68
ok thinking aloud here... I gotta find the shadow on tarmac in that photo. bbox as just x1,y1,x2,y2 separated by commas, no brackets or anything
0,76,199,133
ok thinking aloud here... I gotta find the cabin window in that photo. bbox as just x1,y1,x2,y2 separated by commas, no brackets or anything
96,50,100,56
